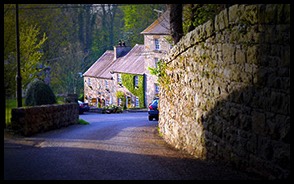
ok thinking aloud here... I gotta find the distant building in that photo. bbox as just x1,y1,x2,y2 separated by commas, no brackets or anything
141,10,171,105
83,10,171,108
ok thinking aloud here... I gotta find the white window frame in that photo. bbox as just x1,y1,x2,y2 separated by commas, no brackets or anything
135,97,139,107
88,78,91,86
154,58,159,68
105,80,109,89
134,76,139,87
155,39,160,50
117,73,122,84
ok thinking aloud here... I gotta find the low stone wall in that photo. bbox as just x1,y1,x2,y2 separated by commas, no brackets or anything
11,103,79,136
159,4,290,179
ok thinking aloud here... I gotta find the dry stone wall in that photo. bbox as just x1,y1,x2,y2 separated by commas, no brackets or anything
11,103,79,136
158,4,290,179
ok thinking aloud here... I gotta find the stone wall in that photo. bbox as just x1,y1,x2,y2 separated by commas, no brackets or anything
11,103,79,136
158,4,290,179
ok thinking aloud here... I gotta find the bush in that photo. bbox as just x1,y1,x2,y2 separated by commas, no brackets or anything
78,93,84,101
25,79,57,106
102,105,123,114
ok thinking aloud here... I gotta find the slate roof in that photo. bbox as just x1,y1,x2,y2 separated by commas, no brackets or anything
141,10,170,35
84,11,170,79
83,50,115,79
83,44,145,79
111,44,145,75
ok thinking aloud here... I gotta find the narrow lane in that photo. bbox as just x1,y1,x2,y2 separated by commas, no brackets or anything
4,112,262,180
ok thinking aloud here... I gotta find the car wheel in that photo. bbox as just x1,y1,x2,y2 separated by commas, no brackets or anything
148,116,153,121
155,117,159,121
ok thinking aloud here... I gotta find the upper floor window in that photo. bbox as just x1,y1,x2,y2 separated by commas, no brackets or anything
134,75,139,87
88,78,91,86
117,73,122,84
155,39,160,50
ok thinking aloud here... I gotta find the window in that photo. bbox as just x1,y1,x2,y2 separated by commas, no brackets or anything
135,97,139,107
154,58,159,68
88,78,91,86
117,73,122,84
155,84,160,93
105,80,108,89
109,96,113,105
155,39,160,50
134,76,139,87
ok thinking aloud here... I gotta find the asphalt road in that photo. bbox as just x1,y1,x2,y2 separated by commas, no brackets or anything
4,112,263,180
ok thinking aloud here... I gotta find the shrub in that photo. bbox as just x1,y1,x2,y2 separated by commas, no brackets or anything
102,105,123,114
25,79,57,106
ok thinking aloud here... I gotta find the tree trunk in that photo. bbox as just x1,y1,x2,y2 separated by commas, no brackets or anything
168,4,183,44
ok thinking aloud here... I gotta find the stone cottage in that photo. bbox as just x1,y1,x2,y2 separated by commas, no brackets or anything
83,10,171,108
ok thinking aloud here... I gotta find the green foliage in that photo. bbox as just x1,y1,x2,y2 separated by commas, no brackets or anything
5,98,25,126
148,59,168,88
120,4,166,46
78,119,90,125
20,25,48,87
121,74,145,108
164,35,174,46
102,105,123,114
78,93,84,101
4,5,48,97
183,4,226,34
157,126,163,137
25,79,57,106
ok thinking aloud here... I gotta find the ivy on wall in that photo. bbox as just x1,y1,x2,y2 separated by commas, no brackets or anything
148,59,169,90
121,73,145,108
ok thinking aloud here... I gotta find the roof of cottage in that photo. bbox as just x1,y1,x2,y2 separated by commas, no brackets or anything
83,50,115,79
111,44,145,75
141,10,170,35
83,44,145,79
84,11,171,79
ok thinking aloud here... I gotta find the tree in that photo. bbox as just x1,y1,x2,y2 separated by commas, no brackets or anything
183,4,227,34
168,4,183,44
120,4,167,46
84,4,122,74
4,4,47,97
19,24,47,88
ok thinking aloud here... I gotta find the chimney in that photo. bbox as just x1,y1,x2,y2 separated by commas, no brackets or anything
113,42,131,60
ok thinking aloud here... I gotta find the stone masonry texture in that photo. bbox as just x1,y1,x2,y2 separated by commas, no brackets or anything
11,103,79,136
158,4,290,179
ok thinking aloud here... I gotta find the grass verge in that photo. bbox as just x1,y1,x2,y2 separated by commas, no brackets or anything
78,119,90,125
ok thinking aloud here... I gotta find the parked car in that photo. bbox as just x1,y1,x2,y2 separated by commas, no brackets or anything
78,100,90,114
148,97,159,121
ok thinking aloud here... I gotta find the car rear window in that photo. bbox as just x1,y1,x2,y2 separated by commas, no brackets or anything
151,99,158,106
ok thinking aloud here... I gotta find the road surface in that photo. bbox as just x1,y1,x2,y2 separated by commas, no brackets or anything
4,112,263,180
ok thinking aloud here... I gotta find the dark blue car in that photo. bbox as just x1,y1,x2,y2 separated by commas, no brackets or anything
78,100,90,114
148,98,159,121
